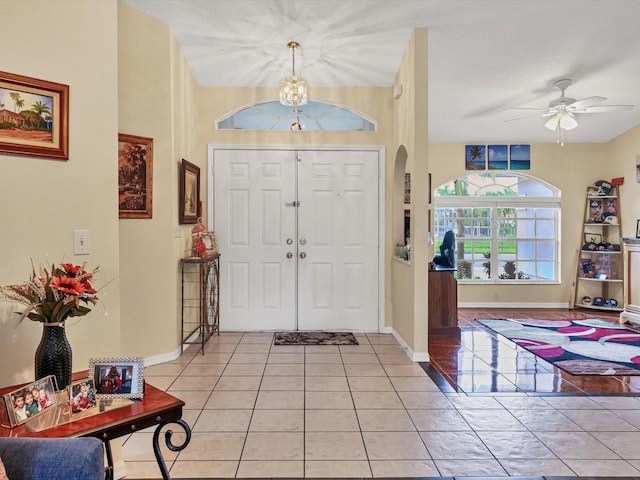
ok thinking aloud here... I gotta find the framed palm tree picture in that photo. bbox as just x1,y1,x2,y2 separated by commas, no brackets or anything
0,71,69,160
465,145,486,170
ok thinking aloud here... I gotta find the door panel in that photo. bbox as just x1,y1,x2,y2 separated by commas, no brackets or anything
214,149,296,331
297,150,379,331
213,148,379,332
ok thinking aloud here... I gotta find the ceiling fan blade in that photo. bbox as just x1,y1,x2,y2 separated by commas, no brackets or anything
511,107,547,111
505,113,539,122
567,96,606,110
574,104,634,113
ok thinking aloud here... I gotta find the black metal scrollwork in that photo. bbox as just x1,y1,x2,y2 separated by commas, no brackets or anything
152,418,192,480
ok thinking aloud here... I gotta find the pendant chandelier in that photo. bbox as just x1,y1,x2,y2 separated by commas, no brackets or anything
279,41,308,107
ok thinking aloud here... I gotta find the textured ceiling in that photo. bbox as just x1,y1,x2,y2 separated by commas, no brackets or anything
121,0,640,144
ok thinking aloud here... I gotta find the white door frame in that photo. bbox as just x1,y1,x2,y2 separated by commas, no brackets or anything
207,144,386,332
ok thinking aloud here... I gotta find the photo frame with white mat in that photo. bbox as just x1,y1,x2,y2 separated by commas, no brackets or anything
89,357,145,400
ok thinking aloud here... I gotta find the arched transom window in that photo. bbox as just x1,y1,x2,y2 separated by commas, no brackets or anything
217,100,376,131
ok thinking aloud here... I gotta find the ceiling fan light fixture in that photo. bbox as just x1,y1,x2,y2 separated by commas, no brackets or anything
559,111,577,130
544,116,559,131
279,41,308,107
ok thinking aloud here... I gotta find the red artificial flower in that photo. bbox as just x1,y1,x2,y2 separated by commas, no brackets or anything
51,276,85,296
61,263,83,276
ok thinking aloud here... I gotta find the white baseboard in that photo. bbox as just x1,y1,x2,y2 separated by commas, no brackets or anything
391,329,429,363
144,345,183,367
458,302,569,309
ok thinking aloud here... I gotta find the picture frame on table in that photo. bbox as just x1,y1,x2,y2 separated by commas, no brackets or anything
179,158,200,224
118,133,153,219
0,375,58,428
89,357,145,400
68,378,97,415
0,71,69,160
636,219,640,239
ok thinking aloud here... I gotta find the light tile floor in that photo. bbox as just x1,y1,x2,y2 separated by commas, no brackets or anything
121,332,640,478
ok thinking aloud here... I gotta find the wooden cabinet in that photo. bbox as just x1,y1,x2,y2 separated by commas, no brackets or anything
620,238,640,324
428,266,458,336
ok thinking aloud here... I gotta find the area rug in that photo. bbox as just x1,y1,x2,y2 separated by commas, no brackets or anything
476,318,640,375
274,331,358,345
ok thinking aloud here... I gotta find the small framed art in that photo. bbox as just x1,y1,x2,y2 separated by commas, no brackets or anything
179,158,200,224
0,71,69,160
89,357,145,400
1,375,58,427
584,233,602,245
118,134,153,219
636,219,640,238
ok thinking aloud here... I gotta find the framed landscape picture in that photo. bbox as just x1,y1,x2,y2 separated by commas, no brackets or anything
118,133,153,219
0,71,69,160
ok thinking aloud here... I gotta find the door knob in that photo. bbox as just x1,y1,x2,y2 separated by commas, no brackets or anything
299,252,306,259
286,238,293,245
286,252,293,259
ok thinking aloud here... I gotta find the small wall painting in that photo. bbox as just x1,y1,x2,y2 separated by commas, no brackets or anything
465,145,486,170
488,145,508,170
510,144,530,170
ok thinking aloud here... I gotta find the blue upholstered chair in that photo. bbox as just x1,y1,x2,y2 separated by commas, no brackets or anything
0,437,104,480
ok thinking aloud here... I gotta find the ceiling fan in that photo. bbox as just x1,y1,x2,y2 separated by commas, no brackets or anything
509,79,634,144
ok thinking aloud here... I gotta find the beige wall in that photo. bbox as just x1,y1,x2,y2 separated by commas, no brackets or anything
429,138,640,306
390,29,429,357
0,0,121,386
118,2,199,358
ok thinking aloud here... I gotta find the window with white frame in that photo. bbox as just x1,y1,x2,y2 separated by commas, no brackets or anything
433,173,560,283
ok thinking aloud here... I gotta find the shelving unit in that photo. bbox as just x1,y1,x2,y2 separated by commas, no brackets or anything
180,254,220,354
574,185,624,312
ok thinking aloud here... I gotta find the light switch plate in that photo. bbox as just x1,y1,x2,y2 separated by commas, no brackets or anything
73,229,90,255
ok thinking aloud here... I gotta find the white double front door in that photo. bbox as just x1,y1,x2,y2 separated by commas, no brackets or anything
211,147,380,332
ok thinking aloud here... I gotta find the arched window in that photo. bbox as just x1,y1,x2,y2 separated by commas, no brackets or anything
217,100,376,131
434,173,560,283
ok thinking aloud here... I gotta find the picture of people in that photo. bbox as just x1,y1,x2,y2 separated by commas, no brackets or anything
2,376,58,427
89,357,145,399
589,198,603,222
69,379,97,414
96,365,132,395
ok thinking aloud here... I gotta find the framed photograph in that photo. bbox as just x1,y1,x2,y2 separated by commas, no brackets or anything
68,379,97,414
201,231,219,257
1,375,58,428
180,158,200,224
584,232,602,245
0,71,69,160
636,219,640,238
118,133,153,219
89,357,145,400
588,198,603,222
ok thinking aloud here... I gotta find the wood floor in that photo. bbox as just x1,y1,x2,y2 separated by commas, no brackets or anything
427,307,640,395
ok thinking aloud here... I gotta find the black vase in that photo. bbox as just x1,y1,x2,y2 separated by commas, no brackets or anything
35,323,72,390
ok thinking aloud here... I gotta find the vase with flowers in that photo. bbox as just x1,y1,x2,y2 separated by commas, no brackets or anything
0,262,99,390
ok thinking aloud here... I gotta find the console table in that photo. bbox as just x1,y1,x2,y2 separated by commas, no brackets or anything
0,373,191,480
180,254,220,353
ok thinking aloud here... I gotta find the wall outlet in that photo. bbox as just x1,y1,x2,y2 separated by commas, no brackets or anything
73,229,90,255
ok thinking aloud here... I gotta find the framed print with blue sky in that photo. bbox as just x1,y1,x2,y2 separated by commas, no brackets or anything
488,145,508,170
510,144,530,170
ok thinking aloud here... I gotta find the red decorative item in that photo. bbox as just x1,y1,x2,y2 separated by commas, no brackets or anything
611,177,624,186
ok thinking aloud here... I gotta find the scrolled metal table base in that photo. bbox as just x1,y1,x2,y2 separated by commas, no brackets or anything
152,418,192,480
